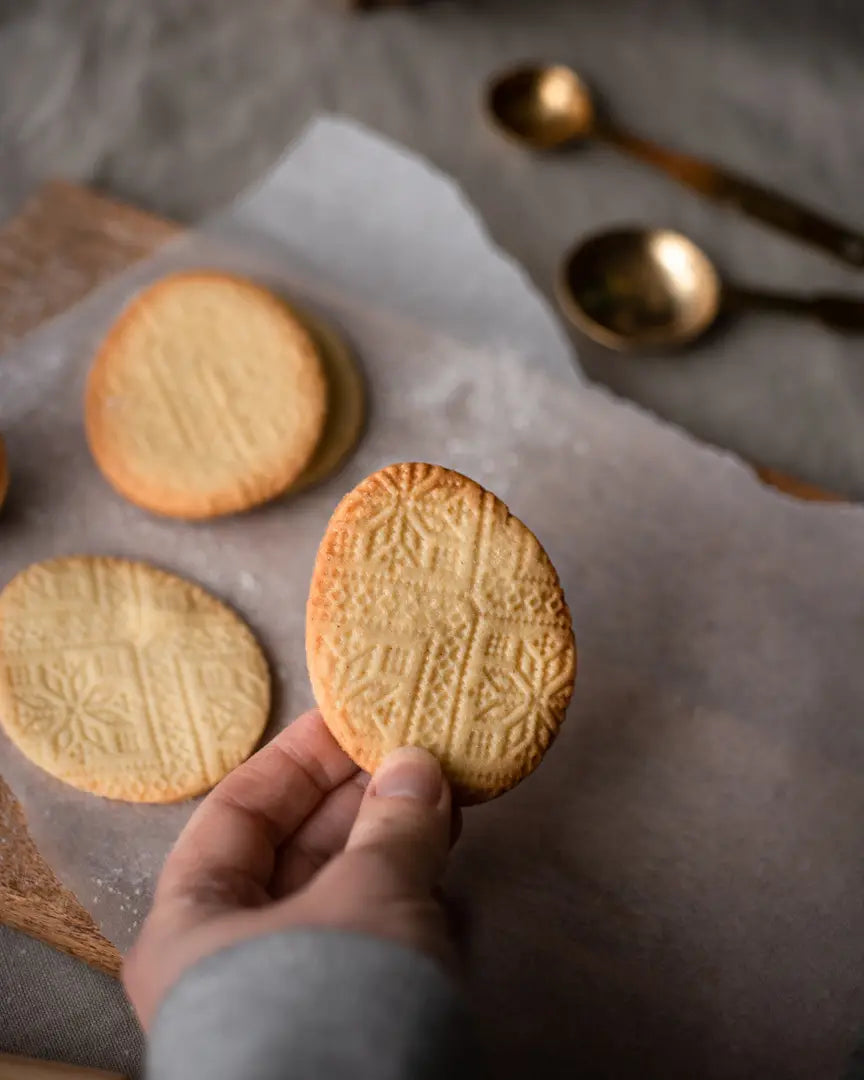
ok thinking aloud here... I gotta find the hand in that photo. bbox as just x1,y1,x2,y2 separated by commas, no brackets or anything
124,709,457,1031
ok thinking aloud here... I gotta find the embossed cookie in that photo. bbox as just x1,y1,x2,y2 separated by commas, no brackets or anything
289,308,365,493
0,432,8,512
86,271,327,519
306,463,576,802
0,556,270,802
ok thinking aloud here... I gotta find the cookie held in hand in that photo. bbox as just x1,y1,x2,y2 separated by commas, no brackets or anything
86,271,327,519
0,556,270,801
306,463,576,802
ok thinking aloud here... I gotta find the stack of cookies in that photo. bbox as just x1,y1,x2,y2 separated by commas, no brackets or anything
85,271,365,519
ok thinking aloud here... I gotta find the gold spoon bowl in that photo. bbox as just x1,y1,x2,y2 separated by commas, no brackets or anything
558,228,721,350
486,64,595,149
558,226,864,351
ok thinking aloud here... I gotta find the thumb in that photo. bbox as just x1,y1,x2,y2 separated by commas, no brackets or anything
284,747,457,967
306,746,452,910
345,746,452,896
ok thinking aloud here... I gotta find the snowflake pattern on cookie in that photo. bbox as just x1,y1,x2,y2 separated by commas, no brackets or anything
306,463,576,802
0,557,270,802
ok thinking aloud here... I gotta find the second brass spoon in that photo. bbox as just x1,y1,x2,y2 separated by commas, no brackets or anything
486,64,864,269
557,226,864,351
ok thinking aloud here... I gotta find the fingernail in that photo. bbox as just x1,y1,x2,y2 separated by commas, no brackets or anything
372,747,442,805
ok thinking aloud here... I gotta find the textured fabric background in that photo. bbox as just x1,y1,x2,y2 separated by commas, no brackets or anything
1,1,863,1075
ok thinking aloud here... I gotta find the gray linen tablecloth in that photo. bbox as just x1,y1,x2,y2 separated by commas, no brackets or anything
1,1,863,1076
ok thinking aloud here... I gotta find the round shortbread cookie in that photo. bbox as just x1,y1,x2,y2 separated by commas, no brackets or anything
306,463,576,802
0,433,8,512
85,271,327,519
0,556,270,802
288,308,365,494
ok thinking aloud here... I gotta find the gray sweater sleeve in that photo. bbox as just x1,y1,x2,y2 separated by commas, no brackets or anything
146,929,475,1080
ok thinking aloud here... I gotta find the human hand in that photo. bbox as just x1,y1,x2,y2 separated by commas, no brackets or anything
124,709,457,1031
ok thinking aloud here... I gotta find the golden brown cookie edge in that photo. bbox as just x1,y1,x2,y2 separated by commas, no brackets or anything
84,271,328,520
306,462,577,804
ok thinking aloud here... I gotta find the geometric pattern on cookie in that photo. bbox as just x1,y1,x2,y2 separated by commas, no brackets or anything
0,557,270,802
85,271,328,520
306,463,576,802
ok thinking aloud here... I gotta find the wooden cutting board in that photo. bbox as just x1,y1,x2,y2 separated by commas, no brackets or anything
0,180,844,979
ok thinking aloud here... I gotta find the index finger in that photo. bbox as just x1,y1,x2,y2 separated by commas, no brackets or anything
157,709,357,906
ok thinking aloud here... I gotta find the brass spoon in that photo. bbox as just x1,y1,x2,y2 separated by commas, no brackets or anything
556,226,864,351
486,64,864,268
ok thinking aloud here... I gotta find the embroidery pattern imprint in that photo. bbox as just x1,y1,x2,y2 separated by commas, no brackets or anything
307,464,576,801
0,557,270,801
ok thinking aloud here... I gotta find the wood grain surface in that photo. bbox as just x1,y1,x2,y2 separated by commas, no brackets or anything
0,180,843,978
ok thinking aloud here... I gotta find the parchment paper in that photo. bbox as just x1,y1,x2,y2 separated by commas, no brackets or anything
1,118,864,1079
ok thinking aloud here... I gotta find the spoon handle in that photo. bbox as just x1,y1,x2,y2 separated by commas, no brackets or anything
727,286,864,331
600,125,864,268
